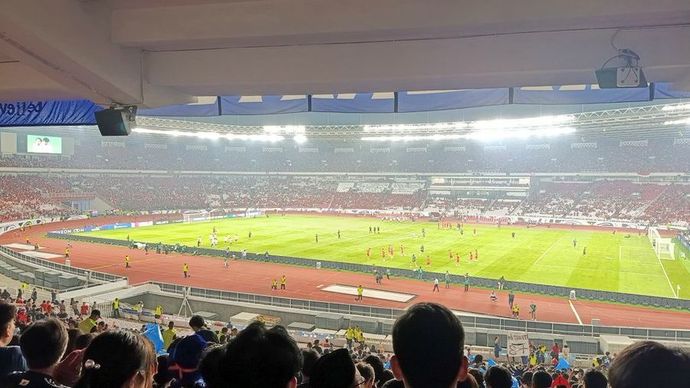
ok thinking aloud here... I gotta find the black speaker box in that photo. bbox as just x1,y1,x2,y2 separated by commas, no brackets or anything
95,107,137,136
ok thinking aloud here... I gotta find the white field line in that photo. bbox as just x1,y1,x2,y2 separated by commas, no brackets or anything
655,249,677,298
569,300,583,325
533,236,563,265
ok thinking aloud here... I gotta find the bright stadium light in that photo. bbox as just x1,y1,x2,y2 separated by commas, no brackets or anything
464,126,576,141
661,103,690,112
133,127,284,142
664,118,690,125
293,134,308,144
363,122,468,133
362,134,464,142
468,115,575,130
263,125,306,134
225,134,284,142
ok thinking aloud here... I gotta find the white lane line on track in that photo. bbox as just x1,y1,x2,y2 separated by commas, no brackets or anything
569,300,583,325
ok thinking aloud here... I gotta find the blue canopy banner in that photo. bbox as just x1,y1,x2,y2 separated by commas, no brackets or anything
2,83,689,126
220,95,307,115
0,99,100,127
513,84,651,104
139,97,219,117
311,93,395,113
398,89,509,112
653,82,690,99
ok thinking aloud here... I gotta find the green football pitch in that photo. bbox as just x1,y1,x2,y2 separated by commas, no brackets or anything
77,215,690,298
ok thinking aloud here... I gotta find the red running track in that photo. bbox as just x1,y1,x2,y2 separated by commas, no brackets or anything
3,217,690,330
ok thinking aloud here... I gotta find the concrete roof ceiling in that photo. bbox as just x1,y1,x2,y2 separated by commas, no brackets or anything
0,0,688,108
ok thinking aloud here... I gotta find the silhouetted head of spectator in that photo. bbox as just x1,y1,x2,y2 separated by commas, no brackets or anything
472,354,483,366
468,369,484,387
380,369,395,386
200,321,301,388
357,362,376,388
531,371,552,388
520,371,533,388
300,349,319,383
189,315,219,343
485,366,512,388
74,330,156,388
310,348,362,388
364,354,384,386
608,341,690,388
391,302,467,388
582,369,607,388
75,333,95,350
457,373,479,388
20,318,68,370
65,328,81,356
0,301,17,346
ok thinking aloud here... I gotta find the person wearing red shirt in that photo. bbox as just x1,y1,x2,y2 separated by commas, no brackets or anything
551,372,570,388
80,302,89,317
16,308,28,324
551,342,560,360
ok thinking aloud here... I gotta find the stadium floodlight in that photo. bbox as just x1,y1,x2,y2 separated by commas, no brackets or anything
361,134,465,142
664,118,690,126
464,126,576,141
263,125,306,134
293,134,308,144
225,133,284,142
362,122,468,133
196,131,222,140
133,127,284,142
468,115,575,130
661,103,690,112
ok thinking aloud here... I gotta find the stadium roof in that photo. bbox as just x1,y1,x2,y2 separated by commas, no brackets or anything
0,0,689,108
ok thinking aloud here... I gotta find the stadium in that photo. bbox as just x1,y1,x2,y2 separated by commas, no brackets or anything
1,2,690,387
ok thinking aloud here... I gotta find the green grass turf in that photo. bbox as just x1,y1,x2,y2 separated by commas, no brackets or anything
77,215,690,299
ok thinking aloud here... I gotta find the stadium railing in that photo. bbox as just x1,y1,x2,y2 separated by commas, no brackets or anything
147,280,690,343
48,233,690,310
0,246,125,285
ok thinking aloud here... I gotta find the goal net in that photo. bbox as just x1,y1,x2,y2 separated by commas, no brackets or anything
648,227,675,260
182,209,224,223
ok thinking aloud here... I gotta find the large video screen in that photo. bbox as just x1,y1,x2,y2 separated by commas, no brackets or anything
27,135,62,154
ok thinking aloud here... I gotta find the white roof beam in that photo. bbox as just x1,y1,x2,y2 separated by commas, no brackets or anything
0,0,193,107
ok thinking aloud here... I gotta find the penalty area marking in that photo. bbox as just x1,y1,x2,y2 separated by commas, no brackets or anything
569,300,583,325
654,250,677,298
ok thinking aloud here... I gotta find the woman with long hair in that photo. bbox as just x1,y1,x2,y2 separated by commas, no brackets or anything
74,330,156,388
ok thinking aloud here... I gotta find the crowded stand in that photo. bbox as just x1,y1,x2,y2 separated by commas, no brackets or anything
0,176,79,222
1,173,690,224
1,296,689,388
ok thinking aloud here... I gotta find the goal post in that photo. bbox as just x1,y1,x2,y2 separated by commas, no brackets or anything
182,209,226,223
183,210,210,224
648,227,676,260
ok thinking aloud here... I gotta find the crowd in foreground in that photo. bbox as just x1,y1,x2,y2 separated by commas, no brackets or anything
1,299,690,388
